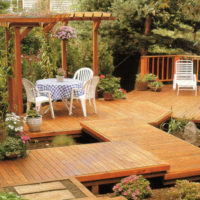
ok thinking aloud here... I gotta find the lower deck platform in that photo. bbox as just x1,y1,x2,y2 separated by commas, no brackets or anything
0,141,169,187
2,85,200,188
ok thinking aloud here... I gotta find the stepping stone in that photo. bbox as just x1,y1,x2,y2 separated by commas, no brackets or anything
14,181,66,194
21,190,74,200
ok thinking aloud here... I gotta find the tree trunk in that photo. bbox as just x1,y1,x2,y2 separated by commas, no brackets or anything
141,15,152,56
144,15,152,36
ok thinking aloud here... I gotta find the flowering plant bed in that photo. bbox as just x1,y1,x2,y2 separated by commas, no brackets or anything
113,175,152,200
0,113,29,160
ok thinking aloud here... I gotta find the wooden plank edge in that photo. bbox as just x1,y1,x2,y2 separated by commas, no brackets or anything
80,123,110,142
165,168,200,180
76,164,170,183
164,175,200,186
27,129,82,139
149,111,172,127
69,177,96,198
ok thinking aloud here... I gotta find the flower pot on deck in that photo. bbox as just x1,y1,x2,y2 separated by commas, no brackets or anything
135,81,148,91
103,92,114,101
27,115,42,132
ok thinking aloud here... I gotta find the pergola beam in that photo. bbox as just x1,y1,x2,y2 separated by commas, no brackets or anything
44,22,56,35
20,27,33,41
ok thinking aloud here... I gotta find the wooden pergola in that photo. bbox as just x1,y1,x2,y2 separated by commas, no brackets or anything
0,12,115,115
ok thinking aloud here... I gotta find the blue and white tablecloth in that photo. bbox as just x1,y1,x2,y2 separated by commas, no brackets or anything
36,78,84,101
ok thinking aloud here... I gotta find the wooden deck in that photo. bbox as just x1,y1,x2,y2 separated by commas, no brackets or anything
3,84,200,188
25,87,173,138
0,141,169,187
81,117,200,183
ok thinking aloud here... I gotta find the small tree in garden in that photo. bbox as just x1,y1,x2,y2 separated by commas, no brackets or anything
113,175,152,200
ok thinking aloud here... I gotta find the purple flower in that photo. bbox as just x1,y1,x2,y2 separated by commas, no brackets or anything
53,26,77,41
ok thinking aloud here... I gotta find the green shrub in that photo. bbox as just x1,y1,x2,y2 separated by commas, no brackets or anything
149,81,163,88
160,117,188,134
113,175,152,200
167,180,200,200
0,192,26,200
136,73,157,82
52,135,76,147
144,73,157,82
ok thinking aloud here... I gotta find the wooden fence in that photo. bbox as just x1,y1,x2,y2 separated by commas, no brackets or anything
141,55,200,82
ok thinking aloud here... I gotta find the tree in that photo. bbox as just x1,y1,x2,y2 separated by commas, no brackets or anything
0,1,9,13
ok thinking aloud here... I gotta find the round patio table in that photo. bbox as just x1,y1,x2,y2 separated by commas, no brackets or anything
36,78,84,111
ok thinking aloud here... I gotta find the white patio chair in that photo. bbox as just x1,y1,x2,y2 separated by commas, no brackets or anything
22,78,55,119
69,76,99,117
73,67,94,84
173,60,197,96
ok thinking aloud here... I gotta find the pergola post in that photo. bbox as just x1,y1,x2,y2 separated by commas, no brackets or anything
61,21,68,77
93,20,100,76
61,40,67,77
12,27,23,115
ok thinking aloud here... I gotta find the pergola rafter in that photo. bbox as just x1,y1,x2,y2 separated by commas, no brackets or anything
0,12,115,115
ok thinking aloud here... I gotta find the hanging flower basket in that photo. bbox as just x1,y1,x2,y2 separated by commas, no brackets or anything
53,26,77,41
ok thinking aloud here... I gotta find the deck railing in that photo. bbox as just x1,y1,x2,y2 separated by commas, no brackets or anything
141,55,200,82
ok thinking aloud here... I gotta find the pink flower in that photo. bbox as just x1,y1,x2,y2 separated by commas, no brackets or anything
147,186,151,191
132,193,136,198
100,75,105,79
123,191,128,196
21,135,30,144
135,189,140,195
118,187,122,192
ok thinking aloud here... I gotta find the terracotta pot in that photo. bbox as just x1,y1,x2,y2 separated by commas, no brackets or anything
135,81,148,91
27,116,42,132
6,153,18,159
103,92,114,101
56,75,64,82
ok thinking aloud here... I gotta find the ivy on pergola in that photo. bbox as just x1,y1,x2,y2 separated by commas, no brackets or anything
0,12,114,115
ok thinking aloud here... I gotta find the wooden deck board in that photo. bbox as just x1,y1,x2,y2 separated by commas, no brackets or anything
81,117,200,181
0,141,169,187
4,84,200,186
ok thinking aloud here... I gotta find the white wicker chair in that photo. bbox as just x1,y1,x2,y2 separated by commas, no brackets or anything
69,76,99,117
22,78,55,119
73,67,94,84
173,60,197,96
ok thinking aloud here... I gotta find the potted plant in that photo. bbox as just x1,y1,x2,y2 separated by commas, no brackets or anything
0,113,30,160
26,109,42,132
135,74,148,91
1,137,27,159
149,81,164,92
98,75,126,100
56,68,66,82
145,73,157,83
